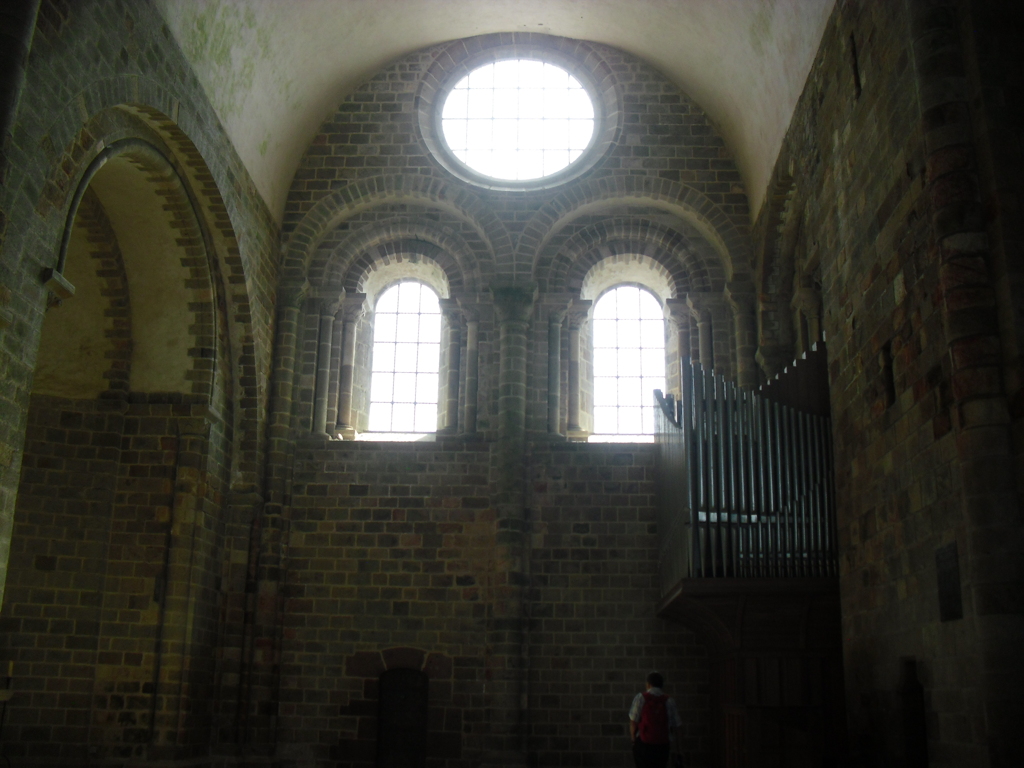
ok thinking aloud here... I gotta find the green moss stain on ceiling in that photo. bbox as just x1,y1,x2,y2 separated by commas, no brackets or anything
156,0,835,225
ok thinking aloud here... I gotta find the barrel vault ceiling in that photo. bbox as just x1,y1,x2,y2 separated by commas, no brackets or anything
154,0,836,225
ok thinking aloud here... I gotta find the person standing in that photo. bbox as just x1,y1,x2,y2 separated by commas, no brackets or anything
628,671,682,768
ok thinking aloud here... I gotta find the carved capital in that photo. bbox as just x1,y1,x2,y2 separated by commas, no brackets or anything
541,292,574,325
456,293,484,323
663,297,692,329
490,284,537,325
791,285,822,315
438,298,464,329
339,292,367,323
566,299,592,330
278,281,311,310
686,291,719,321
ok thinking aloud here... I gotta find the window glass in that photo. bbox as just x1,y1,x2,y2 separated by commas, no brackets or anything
591,285,665,439
441,59,595,181
368,282,441,433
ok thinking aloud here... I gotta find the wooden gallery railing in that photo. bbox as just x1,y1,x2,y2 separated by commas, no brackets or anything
655,361,838,586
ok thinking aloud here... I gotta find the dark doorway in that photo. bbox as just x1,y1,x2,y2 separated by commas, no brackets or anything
376,668,429,768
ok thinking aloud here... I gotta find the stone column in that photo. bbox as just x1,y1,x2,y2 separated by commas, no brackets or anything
458,299,481,435
726,280,759,389
485,285,536,768
565,300,591,438
907,2,1024,763
267,282,309,499
312,297,342,436
335,293,366,439
665,297,693,395
439,299,463,434
326,300,346,430
687,293,715,370
542,295,572,435
243,280,306,747
151,414,211,749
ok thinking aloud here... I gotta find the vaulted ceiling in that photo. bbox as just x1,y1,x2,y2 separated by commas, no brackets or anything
154,0,835,225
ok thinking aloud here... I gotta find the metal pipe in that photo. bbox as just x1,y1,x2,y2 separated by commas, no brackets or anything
688,363,699,578
823,417,831,573
714,372,725,576
727,380,738,576
784,406,796,576
767,401,779,576
813,416,825,576
741,391,749,577
729,378,737,577
790,409,798,577
755,396,767,577
693,362,706,577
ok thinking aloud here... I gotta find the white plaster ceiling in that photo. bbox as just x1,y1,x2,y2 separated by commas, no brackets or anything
154,0,835,225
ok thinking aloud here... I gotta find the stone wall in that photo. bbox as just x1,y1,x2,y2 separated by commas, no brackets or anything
753,0,1023,763
274,439,710,768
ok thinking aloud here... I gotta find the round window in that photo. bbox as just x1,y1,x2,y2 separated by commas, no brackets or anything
439,59,596,182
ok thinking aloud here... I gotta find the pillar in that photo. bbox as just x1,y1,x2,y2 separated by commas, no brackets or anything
459,300,480,434
543,295,572,435
665,297,693,395
907,1,1024,763
726,281,759,389
439,299,463,433
688,294,714,370
312,298,341,435
326,301,346,430
485,285,536,768
336,293,366,439
566,300,591,438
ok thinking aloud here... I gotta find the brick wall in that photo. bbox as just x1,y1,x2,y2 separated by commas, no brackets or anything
272,439,711,768
527,442,712,766
0,396,231,763
280,439,495,768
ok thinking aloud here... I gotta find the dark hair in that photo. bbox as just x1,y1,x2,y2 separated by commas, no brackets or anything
646,671,664,688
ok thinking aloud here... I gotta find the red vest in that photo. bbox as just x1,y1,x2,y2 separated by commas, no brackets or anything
637,691,670,744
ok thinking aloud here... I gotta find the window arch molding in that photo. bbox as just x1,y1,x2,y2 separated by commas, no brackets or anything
342,251,468,439
316,218,485,294
416,34,624,192
546,221,724,297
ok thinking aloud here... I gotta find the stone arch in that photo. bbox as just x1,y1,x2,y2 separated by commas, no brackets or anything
521,176,751,283
33,189,132,400
547,218,724,298
339,648,458,766
317,217,480,294
579,254,677,307
32,80,266,489
347,243,454,304
281,175,508,282
43,135,217,399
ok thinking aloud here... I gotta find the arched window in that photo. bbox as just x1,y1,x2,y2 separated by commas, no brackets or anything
368,281,442,435
591,285,665,440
